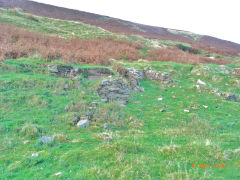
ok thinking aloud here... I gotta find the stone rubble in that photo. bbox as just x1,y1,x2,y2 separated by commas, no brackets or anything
48,65,113,79
97,78,132,106
143,67,173,83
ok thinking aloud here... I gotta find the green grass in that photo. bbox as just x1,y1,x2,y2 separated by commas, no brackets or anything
0,58,239,179
0,8,115,39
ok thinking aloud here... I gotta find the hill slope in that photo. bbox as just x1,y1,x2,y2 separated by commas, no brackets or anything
1,0,240,56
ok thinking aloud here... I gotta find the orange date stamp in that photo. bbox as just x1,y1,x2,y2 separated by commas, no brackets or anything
192,163,228,169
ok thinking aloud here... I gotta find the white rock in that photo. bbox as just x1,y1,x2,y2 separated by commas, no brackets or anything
184,109,190,113
55,172,63,176
197,79,206,86
203,105,208,109
32,153,39,157
158,97,163,101
77,120,89,128
205,139,211,146
209,56,215,60
196,85,201,90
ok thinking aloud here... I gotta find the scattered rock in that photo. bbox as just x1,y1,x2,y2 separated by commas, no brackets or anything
55,172,63,176
191,65,210,76
41,136,54,144
225,93,237,101
144,67,173,83
77,116,89,128
205,139,211,146
219,65,230,74
72,114,80,125
203,105,208,109
160,109,166,112
211,88,220,94
32,153,39,157
64,105,70,111
23,140,30,144
184,109,190,113
158,97,163,101
197,79,206,86
196,85,202,91
70,139,79,143
62,84,69,90
103,124,108,129
191,106,199,110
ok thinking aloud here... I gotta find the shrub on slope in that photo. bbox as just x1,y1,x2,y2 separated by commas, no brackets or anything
0,24,231,65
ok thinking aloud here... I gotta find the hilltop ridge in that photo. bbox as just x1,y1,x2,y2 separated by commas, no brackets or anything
1,0,240,56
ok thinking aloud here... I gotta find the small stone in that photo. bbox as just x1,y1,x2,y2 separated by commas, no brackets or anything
32,153,39,157
160,109,166,112
172,96,176,99
63,84,69,90
195,85,201,91
77,120,89,128
64,105,70,111
212,75,218,81
203,105,208,109
72,114,80,125
23,140,29,144
158,97,163,101
226,93,236,101
41,136,54,144
191,106,199,110
71,139,79,143
103,124,108,129
55,172,63,176
212,88,220,94
197,79,206,86
184,109,190,113
205,139,211,146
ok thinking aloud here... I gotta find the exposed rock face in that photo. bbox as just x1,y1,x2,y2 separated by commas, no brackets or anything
48,65,113,79
97,79,132,106
143,67,173,83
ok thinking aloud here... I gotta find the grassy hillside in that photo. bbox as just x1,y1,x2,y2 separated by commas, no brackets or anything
0,8,115,39
0,58,239,179
0,8,235,66
0,3,240,179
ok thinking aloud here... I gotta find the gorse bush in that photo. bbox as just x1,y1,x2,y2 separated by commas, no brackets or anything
0,24,230,65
